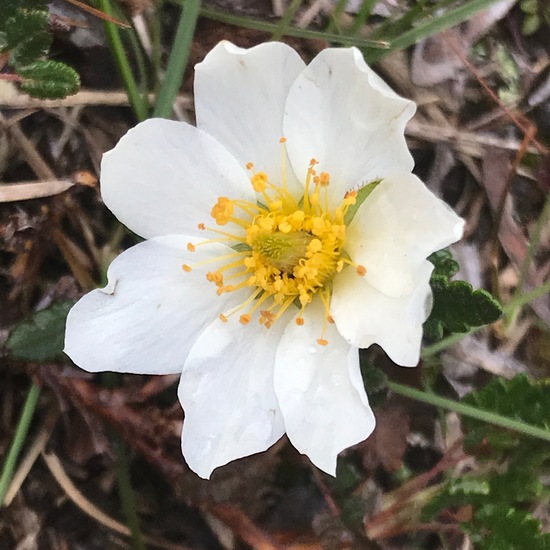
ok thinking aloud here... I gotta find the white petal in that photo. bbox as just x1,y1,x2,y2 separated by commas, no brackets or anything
331,260,434,367
284,47,416,205
274,300,375,475
64,236,245,375
179,311,292,478
100,118,255,239
195,41,306,196
347,173,464,297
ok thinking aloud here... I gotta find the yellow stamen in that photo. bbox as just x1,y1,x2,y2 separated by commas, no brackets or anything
240,314,251,325
189,141,371,345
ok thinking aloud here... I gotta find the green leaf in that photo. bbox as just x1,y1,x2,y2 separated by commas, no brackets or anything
427,249,459,281
343,179,381,225
18,60,80,99
432,280,502,332
448,478,490,496
7,301,73,361
522,13,540,35
422,463,549,548
473,506,550,550
6,10,50,65
464,375,550,434
424,259,503,339
462,375,550,466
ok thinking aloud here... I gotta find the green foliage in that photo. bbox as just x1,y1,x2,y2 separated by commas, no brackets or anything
521,0,550,36
5,9,51,66
18,60,80,99
0,0,80,98
422,461,550,548
424,250,503,340
422,375,550,548
7,301,73,361
463,375,550,451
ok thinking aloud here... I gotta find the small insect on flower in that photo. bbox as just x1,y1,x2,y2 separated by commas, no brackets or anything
64,41,464,479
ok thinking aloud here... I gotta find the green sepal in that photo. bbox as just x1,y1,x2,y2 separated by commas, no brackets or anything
18,60,80,99
7,301,73,361
344,179,381,225
424,250,502,340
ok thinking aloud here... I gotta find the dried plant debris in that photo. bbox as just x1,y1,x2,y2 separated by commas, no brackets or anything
2,2,550,549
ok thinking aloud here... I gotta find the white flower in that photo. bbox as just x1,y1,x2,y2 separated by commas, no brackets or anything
64,41,464,479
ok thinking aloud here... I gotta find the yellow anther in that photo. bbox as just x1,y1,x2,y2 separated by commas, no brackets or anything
251,172,269,192
198,223,206,230
319,172,330,186
259,310,275,328
219,313,228,323
279,137,287,144
206,271,224,286
317,338,329,346
278,220,292,233
356,265,367,276
182,264,192,272
307,239,322,254
187,242,196,252
240,314,251,325
211,197,234,225
198,148,364,330
327,315,335,324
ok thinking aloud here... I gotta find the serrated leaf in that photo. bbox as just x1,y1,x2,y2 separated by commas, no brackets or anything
11,29,51,67
473,506,550,550
5,9,49,47
464,375,550,430
463,375,550,459
425,278,502,338
18,60,80,99
427,249,459,281
488,467,543,503
448,478,490,496
7,301,73,361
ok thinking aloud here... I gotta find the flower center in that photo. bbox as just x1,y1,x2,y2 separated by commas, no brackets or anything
183,140,364,343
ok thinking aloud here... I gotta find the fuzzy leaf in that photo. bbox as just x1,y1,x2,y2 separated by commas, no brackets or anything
472,507,550,550
424,277,502,339
464,375,550,430
5,10,50,65
427,249,459,281
7,302,73,361
18,60,80,99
